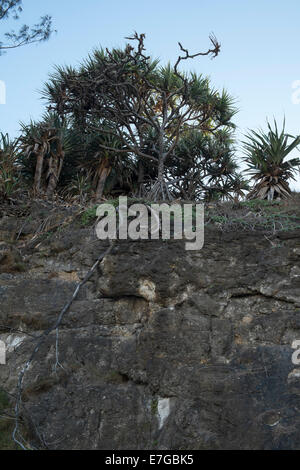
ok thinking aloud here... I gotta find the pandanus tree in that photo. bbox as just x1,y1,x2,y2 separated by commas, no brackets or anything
136,127,168,195
0,132,19,198
19,112,78,196
168,128,247,201
243,120,300,200
83,128,136,201
19,119,51,194
42,32,236,200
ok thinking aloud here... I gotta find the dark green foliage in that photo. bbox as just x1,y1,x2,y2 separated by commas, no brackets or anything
40,33,237,200
169,129,248,200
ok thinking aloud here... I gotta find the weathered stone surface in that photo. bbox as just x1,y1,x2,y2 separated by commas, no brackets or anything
1,205,300,449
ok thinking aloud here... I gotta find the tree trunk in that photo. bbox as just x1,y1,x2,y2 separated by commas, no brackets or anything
158,158,164,185
46,174,57,198
137,160,144,196
46,159,64,198
148,158,172,201
95,164,111,202
34,151,44,194
46,143,65,198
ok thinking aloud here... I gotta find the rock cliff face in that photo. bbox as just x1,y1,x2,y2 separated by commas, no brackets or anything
1,202,300,449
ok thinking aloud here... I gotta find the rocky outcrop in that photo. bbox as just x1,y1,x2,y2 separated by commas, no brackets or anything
1,202,300,449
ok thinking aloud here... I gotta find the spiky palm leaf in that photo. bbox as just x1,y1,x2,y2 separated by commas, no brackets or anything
243,120,300,200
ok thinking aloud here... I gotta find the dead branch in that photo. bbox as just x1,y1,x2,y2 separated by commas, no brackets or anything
175,33,220,73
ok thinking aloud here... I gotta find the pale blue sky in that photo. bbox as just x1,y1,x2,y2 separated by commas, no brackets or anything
1,0,300,188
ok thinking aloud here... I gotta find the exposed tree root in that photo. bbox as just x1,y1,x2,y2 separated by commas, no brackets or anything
146,179,174,202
